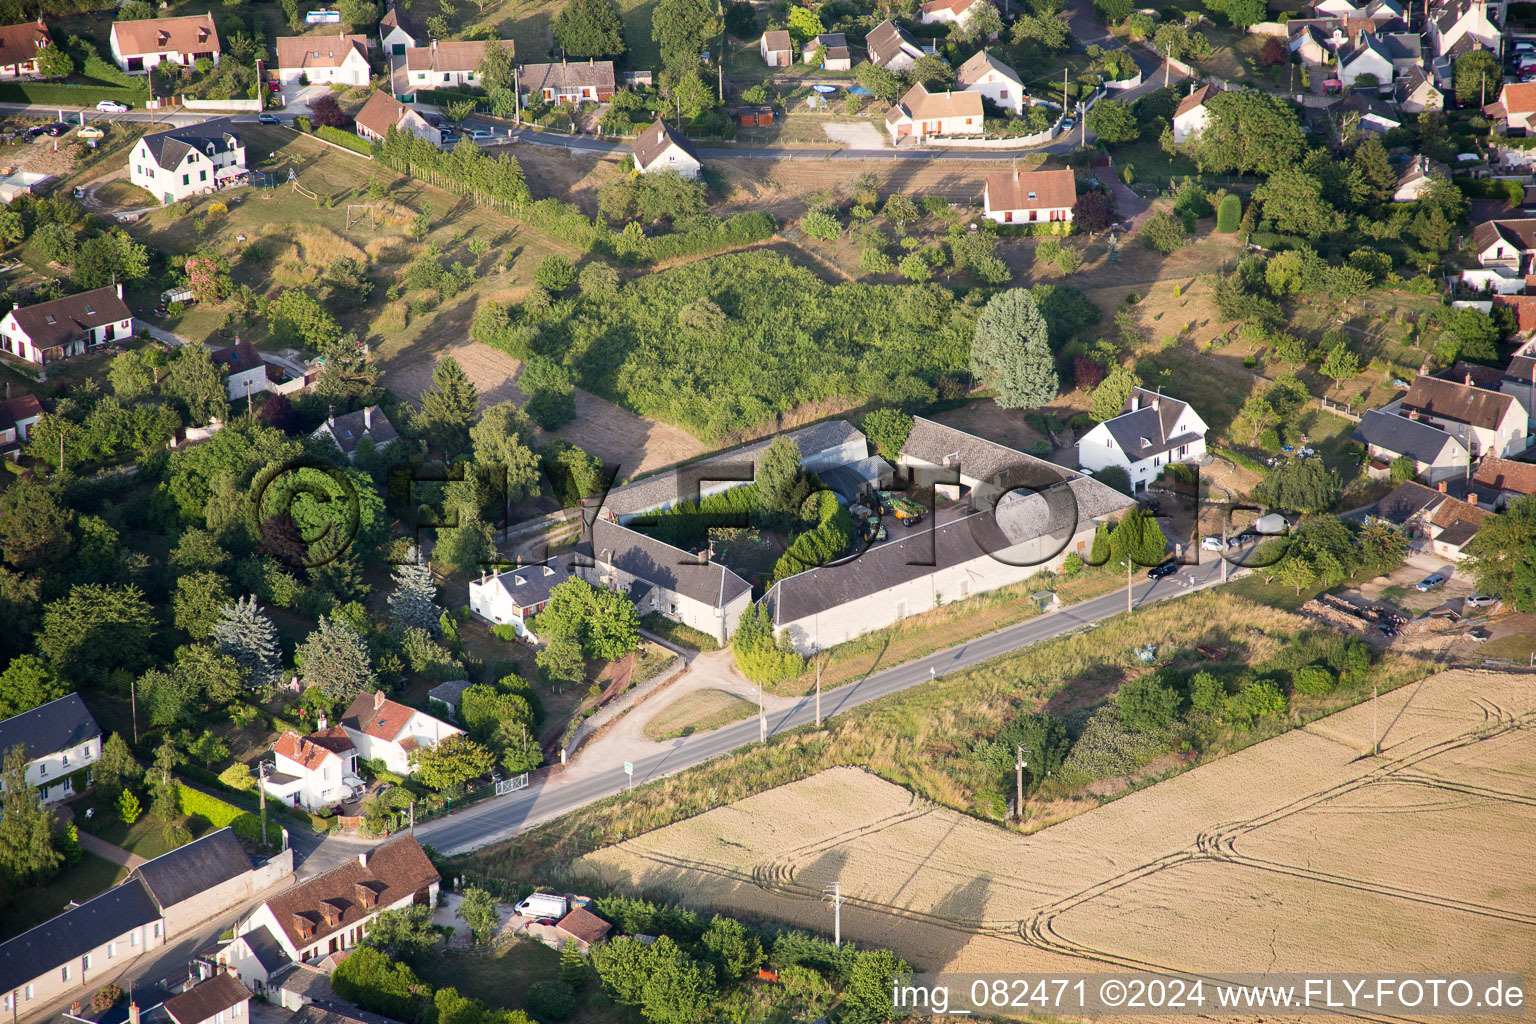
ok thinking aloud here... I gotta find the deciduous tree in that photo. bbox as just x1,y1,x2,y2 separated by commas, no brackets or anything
410,733,495,790
0,744,61,888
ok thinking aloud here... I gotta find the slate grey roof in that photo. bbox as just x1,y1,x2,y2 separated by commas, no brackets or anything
1101,408,1201,463
865,19,923,66
237,925,290,975
477,558,570,611
6,285,132,354
1372,480,1446,524
1382,31,1420,61
902,415,1039,483
583,518,752,607
632,118,699,172
426,679,472,707
280,965,339,1005
164,972,250,1024
317,406,398,455
1337,89,1401,127
132,827,252,911
600,420,865,519
1435,519,1480,547
0,878,160,994
142,117,241,171
1352,409,1467,465
0,692,101,764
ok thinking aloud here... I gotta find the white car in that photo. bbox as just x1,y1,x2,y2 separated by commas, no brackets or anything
1201,536,1225,551
96,100,129,113
1466,593,1500,608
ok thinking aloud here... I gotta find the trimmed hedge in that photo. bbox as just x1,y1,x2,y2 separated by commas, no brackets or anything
1216,194,1241,233
313,124,373,156
0,81,144,106
176,783,270,847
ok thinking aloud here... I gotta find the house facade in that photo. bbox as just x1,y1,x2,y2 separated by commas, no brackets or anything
759,29,791,66
237,835,440,965
1385,376,1530,459
274,33,370,86
981,167,1074,225
1471,455,1536,508
1489,81,1536,132
1352,408,1470,484
802,33,851,69
216,928,290,998
1172,84,1212,143
404,39,513,90
263,727,362,811
1427,0,1499,58
1076,388,1209,492
1335,33,1393,89
379,6,415,55
885,83,983,142
1393,154,1448,202
920,0,981,27
519,59,615,103
311,406,397,462
354,90,440,146
164,971,251,1024
0,284,133,366
1471,217,1536,270
0,693,101,805
338,691,461,776
1394,66,1443,112
468,559,571,639
0,19,53,79
110,12,220,72
0,393,44,461
631,118,701,179
128,827,289,939
956,48,1024,114
130,120,246,204
866,20,925,71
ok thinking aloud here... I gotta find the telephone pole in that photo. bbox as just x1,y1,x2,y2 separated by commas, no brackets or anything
815,655,822,728
823,883,842,947
1371,682,1379,755
1014,745,1028,822
257,761,270,847
1126,555,1133,613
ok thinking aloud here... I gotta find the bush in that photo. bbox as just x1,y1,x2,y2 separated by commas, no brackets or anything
315,124,374,156
1138,211,1186,253
1292,665,1336,695
526,980,576,1020
490,624,521,642
175,783,270,848
1216,194,1241,233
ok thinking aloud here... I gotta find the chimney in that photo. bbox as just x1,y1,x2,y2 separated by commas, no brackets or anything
5,381,10,399
1465,372,1473,386
364,406,373,430
117,282,124,299
317,713,327,730
357,851,368,866
1151,396,1160,409
373,690,385,710
328,404,335,427
1438,479,1447,492
1131,393,1142,411
130,1004,141,1024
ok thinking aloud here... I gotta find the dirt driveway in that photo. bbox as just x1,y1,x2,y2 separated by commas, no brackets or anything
821,122,885,149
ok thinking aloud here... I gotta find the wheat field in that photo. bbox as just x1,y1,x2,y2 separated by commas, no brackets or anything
576,669,1536,1011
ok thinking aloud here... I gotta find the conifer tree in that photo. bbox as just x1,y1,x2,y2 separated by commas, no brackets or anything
388,560,441,634
210,595,281,689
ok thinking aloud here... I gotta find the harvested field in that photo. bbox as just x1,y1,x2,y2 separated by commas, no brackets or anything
577,668,1536,998
711,157,1035,221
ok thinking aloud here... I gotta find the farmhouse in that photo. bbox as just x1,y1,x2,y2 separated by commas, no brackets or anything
519,59,615,104
0,284,133,366
263,727,363,811
1172,83,1213,143
404,39,513,90
110,12,219,72
378,6,416,55
0,392,44,460
468,558,571,639
339,690,461,776
1353,408,1469,484
237,835,440,964
759,29,792,66
0,693,100,805
631,118,701,179
981,167,1074,225
1384,376,1530,458
163,970,251,1024
0,19,52,79
130,119,246,204
865,20,925,71
311,406,398,462
802,33,852,69
1076,388,1209,492
885,83,983,142
354,90,440,146
274,33,369,87
956,49,1024,115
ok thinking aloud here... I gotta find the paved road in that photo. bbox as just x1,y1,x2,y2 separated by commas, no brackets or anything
416,552,1236,856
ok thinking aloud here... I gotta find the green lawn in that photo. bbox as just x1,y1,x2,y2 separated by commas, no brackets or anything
1482,631,1536,662
643,689,757,741
0,853,127,942
460,0,660,68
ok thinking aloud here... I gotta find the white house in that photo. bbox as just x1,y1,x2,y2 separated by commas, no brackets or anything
1488,81,1536,133
885,83,983,142
274,33,369,86
519,59,615,104
1352,409,1470,484
1394,66,1443,113
865,20,925,72
631,118,701,179
1470,217,1536,270
129,119,246,204
1077,387,1209,492
802,33,852,70
311,406,398,462
468,558,571,639
209,338,279,402
759,29,791,66
404,39,513,91
1393,154,1448,202
163,972,251,1024
0,284,133,366
920,0,982,27
216,927,291,998
110,12,219,72
956,48,1024,115
1171,83,1213,143
338,691,461,776
237,835,440,965
262,726,363,812
0,19,53,79
378,6,415,56
0,392,44,461
1427,0,1499,58
1384,376,1530,459
354,90,440,146
1335,33,1393,89
0,694,100,805
981,167,1075,225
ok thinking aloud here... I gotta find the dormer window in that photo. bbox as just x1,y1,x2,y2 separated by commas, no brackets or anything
1140,436,1152,448
84,305,93,315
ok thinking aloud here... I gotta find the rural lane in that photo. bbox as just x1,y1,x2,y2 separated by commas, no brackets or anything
416,553,1236,856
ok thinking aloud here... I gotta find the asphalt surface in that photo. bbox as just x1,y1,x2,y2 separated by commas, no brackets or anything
416,550,1236,856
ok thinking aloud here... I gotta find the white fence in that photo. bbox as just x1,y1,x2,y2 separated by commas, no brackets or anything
1104,71,1144,90
494,773,529,796
179,97,263,112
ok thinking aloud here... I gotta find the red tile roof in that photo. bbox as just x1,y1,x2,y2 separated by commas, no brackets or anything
259,835,439,950
556,907,611,945
1473,456,1536,495
1174,84,1212,118
340,691,414,741
1493,294,1536,333
112,13,219,56
1400,376,1516,431
0,20,51,71
273,730,347,772
984,168,1076,212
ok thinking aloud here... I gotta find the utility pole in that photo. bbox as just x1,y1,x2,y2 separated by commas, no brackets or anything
408,800,414,831
1164,44,1170,87
1127,555,1133,613
513,66,520,126
130,675,139,743
1014,745,1028,822
815,655,822,728
1371,682,1378,755
758,680,766,742
257,762,270,847
823,883,842,947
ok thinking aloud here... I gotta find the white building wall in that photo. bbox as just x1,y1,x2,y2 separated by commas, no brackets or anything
15,737,100,804
638,147,701,180
962,70,1023,114
3,918,167,1022
577,561,748,645
225,365,268,401
1172,106,1208,143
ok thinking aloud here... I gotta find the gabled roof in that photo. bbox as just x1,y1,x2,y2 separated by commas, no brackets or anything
233,925,290,975
275,33,368,70
111,12,219,56
354,91,425,139
1400,376,1517,430
583,518,752,608
1396,152,1448,190
132,828,252,911
1472,217,1536,254
1429,491,1490,530
920,0,978,15
403,38,513,72
1373,480,1446,524
1497,81,1536,116
761,29,791,51
519,59,615,94
1394,65,1439,103
0,878,160,994
1336,88,1400,126
556,907,611,945
4,284,131,352
865,20,924,66
258,835,439,950
632,118,699,172
0,393,43,431
1472,455,1536,495
0,692,101,764
210,338,264,373
0,20,51,70
141,119,242,172
1174,83,1212,119
956,48,1022,89
1338,30,1390,67
1352,409,1467,464
1098,388,1203,462
885,83,983,125
983,167,1075,212
426,679,472,706
164,972,250,1024
318,406,397,454
1433,360,1504,389
479,558,571,611
340,692,419,742
379,6,413,36
274,729,349,771
1381,30,1420,60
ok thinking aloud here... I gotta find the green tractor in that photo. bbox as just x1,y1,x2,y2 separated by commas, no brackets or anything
860,514,888,543
876,490,926,527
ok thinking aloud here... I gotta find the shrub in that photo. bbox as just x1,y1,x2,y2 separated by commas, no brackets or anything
1224,679,1287,726
1061,551,1083,576
1216,194,1241,233
535,255,578,292
1293,665,1336,696
1138,211,1186,253
315,124,374,156
490,624,521,642
175,783,269,847
526,980,576,1020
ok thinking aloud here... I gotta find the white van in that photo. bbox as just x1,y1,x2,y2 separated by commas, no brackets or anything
515,893,570,919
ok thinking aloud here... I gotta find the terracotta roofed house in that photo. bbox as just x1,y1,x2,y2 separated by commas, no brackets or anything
0,392,44,461
885,83,983,142
631,118,701,179
920,0,983,27
164,972,251,1024
339,690,461,775
404,38,513,90
379,6,416,55
555,907,611,951
1487,81,1536,132
1389,375,1530,458
110,12,219,72
354,90,441,146
982,167,1075,225
0,19,53,79
0,284,133,365
1471,454,1536,508
519,59,615,104
274,33,369,86
263,726,362,811
956,48,1024,114
865,20,925,71
236,834,441,963
759,29,792,66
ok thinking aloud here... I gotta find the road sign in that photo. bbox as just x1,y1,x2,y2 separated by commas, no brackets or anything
623,761,633,775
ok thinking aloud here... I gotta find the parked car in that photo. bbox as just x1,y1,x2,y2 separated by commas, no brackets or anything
43,122,70,136
468,128,493,141
1393,378,1411,389
1139,498,1161,514
258,113,281,124
1060,115,1076,130
72,186,85,198
1466,593,1500,608
1229,532,1256,547
1201,536,1225,551
1298,447,1317,458
1147,561,1179,580
23,125,45,139
96,100,129,113
77,126,104,139
1415,573,1447,592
